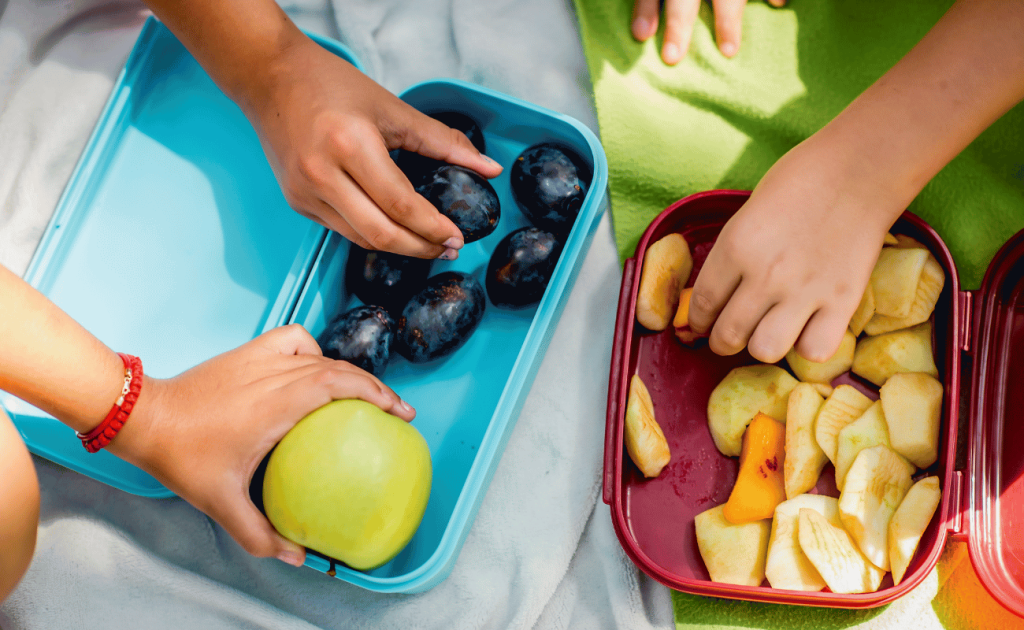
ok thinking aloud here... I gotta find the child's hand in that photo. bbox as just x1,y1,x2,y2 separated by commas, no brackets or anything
687,138,903,364
241,34,502,260
631,0,786,64
111,324,414,567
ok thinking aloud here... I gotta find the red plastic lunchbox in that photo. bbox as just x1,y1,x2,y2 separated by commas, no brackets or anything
604,190,1024,614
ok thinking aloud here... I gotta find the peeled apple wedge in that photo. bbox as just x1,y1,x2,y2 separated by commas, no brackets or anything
765,494,841,591
894,234,927,250
707,365,799,457
798,508,886,594
673,288,708,345
835,401,892,491
849,286,876,337
810,382,834,398
694,504,771,586
864,254,945,336
889,476,942,586
814,385,873,466
870,247,930,318
785,330,856,384
880,372,943,468
883,232,899,246
723,413,787,523
839,445,915,571
636,233,693,331
784,384,828,499
852,322,938,387
624,374,671,478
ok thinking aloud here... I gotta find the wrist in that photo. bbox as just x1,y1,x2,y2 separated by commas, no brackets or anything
105,376,167,472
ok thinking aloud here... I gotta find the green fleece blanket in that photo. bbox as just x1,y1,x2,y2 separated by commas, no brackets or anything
572,0,1024,628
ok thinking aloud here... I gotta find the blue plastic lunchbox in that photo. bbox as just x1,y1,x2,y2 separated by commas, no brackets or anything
0,17,607,593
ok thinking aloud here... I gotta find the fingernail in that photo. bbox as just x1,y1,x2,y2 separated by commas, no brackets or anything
721,42,737,58
481,155,497,165
443,236,464,250
437,248,458,261
663,43,680,65
277,550,304,567
632,18,650,40
399,400,414,414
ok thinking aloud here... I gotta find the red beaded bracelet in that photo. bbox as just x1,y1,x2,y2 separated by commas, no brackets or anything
77,353,143,453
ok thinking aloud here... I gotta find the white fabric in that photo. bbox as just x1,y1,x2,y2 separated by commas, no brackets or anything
0,1,675,628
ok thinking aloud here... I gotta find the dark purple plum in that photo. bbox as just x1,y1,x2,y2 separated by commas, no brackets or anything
428,111,486,154
396,272,486,363
318,305,394,376
486,227,563,308
510,144,590,236
344,245,432,316
391,112,486,185
415,165,500,243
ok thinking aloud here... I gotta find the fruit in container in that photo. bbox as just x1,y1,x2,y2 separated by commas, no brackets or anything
797,508,886,594
879,372,943,468
883,232,899,246
318,305,395,377
851,322,938,387
889,476,942,586
416,165,500,243
392,111,486,185
814,384,873,466
624,374,670,478
636,233,693,331
835,401,892,491
863,253,944,336
673,288,708,344
785,330,856,384
838,444,915,571
694,504,771,587
395,271,486,363
810,382,834,398
486,227,563,308
707,365,798,457
869,247,930,318
510,143,590,235
262,400,432,570
765,494,841,591
722,413,786,523
345,245,432,316
849,285,876,336
784,384,827,499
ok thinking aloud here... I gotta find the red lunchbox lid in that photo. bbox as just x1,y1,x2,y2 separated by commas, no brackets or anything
603,190,1023,615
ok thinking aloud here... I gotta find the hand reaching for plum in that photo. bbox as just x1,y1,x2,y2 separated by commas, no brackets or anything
631,0,786,65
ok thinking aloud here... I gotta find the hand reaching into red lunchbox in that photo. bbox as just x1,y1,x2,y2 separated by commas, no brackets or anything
142,0,501,261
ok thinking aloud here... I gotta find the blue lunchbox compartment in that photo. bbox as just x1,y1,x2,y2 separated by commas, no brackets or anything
2,16,607,592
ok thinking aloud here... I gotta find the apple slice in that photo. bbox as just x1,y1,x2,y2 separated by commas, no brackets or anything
880,372,944,468
864,254,945,336
673,287,708,345
695,504,771,586
811,382,834,398
849,285,876,337
870,247,930,318
890,476,942,586
785,330,856,384
883,232,899,246
765,494,841,591
814,384,873,466
636,233,693,331
707,365,799,456
798,508,886,594
852,322,938,387
839,445,915,571
785,384,828,499
894,234,927,250
624,374,671,477
835,401,891,491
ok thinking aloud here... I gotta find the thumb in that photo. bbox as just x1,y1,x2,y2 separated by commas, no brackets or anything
398,109,503,179
218,495,307,567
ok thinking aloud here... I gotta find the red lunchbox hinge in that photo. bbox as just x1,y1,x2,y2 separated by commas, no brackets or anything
958,291,973,353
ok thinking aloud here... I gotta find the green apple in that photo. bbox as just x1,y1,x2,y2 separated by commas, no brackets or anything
263,399,432,570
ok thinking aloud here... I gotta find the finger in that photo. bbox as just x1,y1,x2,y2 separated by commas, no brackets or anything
215,494,306,566
794,308,851,364
319,170,449,259
278,365,412,422
688,245,741,334
394,109,502,180
767,0,786,7
334,131,466,250
712,0,746,57
662,0,701,64
707,282,775,356
631,0,660,41
747,302,817,364
298,203,374,251
259,323,323,357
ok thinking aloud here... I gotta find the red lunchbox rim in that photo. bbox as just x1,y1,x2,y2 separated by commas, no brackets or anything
604,189,1023,615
